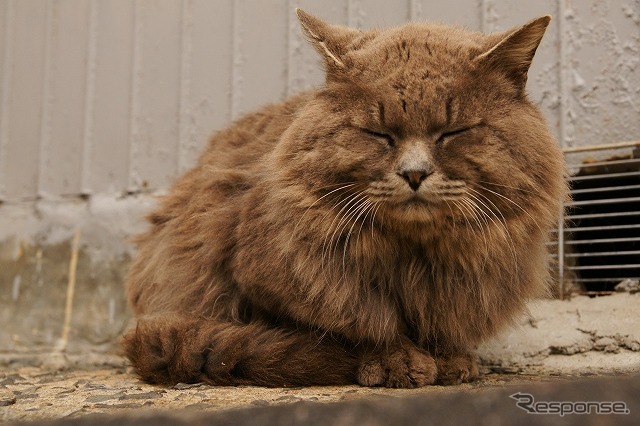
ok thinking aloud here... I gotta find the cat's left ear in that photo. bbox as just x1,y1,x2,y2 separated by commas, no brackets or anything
475,15,551,93
296,9,361,75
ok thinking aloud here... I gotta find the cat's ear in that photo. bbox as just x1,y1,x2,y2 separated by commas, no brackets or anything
296,9,360,73
475,15,551,93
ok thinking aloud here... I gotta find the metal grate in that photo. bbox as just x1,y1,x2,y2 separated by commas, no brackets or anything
554,141,640,299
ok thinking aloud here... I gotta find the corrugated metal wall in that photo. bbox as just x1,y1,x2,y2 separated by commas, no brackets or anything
0,0,638,203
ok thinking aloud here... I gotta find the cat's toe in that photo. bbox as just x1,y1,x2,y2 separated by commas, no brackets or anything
356,358,386,387
435,354,479,385
357,346,437,388
404,346,438,387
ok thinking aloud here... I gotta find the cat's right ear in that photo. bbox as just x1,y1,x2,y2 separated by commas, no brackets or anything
474,15,551,95
296,9,360,75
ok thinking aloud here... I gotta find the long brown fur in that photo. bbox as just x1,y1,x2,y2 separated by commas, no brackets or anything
123,10,567,388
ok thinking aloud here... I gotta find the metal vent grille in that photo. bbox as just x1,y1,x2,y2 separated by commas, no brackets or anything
555,141,640,298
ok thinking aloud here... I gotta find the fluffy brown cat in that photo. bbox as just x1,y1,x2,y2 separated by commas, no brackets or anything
123,9,567,388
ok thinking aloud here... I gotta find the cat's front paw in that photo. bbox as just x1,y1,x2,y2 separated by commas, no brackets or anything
435,353,479,385
357,346,437,388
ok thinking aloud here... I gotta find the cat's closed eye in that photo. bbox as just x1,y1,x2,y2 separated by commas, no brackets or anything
360,128,396,147
436,126,476,145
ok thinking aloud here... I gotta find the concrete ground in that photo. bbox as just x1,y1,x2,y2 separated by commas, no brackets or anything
1,293,639,424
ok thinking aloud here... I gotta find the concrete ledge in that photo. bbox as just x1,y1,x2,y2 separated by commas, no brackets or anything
0,196,152,355
479,293,640,375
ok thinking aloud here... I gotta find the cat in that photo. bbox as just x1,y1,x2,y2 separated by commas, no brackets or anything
122,9,567,388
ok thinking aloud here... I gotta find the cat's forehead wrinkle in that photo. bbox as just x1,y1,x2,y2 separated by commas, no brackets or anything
339,25,489,133
346,23,487,76
362,77,461,136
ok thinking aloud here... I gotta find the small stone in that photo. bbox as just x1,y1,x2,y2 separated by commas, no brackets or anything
275,395,301,402
615,279,640,294
94,402,152,409
83,383,108,390
15,393,38,400
118,390,166,400
64,409,91,418
55,389,77,397
622,337,640,351
85,392,125,403
251,399,270,406
594,337,619,353
0,375,19,386
172,382,206,390
0,389,16,407
487,366,522,375
185,402,216,410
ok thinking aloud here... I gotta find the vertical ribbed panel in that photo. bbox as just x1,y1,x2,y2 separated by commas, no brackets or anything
0,0,638,202
177,0,193,174
39,0,91,197
1,0,48,200
81,0,98,195
0,0,12,199
231,1,288,119
414,0,482,28
90,0,134,194
348,0,411,28
128,0,182,192
177,0,233,172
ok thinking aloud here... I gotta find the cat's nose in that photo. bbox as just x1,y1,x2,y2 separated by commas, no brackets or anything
398,169,431,191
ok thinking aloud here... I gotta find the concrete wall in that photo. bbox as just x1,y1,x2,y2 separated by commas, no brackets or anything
0,0,638,360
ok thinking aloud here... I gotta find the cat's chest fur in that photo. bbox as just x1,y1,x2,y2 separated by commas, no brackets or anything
232,190,523,350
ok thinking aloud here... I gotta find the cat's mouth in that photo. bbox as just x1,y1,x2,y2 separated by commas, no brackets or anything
397,193,431,208
405,196,428,205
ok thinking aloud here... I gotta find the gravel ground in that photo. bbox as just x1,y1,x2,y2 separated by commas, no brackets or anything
1,293,639,424
0,365,568,424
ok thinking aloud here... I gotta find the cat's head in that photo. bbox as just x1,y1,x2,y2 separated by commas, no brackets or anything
274,10,565,229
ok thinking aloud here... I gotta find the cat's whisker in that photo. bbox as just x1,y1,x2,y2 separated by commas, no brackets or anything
476,179,535,194
462,196,494,276
457,197,482,230
459,198,491,275
288,182,359,248
465,192,501,233
332,191,372,273
321,190,369,279
352,199,376,253
473,183,544,235
369,200,383,242
449,199,474,234
441,199,458,234
355,198,378,249
456,198,488,303
340,201,371,275
467,192,518,280
467,188,520,279
316,191,361,280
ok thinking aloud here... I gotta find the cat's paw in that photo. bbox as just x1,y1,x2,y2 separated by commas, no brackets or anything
123,315,205,384
435,353,479,385
357,346,437,388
